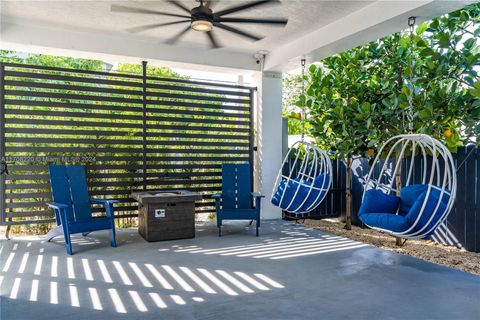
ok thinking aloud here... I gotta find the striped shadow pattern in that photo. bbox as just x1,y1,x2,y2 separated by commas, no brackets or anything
172,226,369,260
0,241,284,314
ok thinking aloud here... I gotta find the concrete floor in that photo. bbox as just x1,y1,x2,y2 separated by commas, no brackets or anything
0,220,479,320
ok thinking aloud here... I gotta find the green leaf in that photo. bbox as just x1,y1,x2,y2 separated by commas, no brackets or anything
420,47,435,57
416,22,428,35
429,19,439,30
418,108,432,119
438,33,451,48
464,38,476,50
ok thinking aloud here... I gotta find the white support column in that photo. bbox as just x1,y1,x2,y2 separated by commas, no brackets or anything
254,71,283,220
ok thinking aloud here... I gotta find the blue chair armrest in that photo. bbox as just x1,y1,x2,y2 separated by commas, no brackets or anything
91,198,119,205
250,193,263,211
251,192,265,198
46,202,69,209
212,194,222,213
91,198,117,219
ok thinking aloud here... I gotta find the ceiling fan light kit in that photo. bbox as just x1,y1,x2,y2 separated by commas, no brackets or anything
191,20,213,32
112,0,288,48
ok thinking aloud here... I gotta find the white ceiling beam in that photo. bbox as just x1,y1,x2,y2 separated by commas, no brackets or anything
0,19,260,73
264,0,474,72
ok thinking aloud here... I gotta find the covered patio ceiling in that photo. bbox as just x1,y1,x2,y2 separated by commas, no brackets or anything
0,0,474,73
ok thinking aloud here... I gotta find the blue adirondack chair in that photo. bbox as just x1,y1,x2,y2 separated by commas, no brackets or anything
45,165,117,255
213,163,264,237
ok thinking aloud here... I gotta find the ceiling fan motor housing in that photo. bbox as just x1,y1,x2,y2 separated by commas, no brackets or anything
191,5,214,23
190,4,214,31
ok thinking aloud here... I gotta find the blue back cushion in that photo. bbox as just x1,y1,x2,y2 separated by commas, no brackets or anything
272,174,331,212
405,187,450,232
300,174,330,211
221,163,252,210
358,189,400,216
271,179,287,207
399,184,428,215
271,178,309,211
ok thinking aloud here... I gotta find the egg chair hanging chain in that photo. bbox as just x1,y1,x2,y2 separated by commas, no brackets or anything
406,16,416,134
300,57,307,141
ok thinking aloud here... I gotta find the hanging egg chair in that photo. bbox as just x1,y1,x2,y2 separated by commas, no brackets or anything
271,141,333,214
270,58,333,215
358,17,457,240
358,134,456,239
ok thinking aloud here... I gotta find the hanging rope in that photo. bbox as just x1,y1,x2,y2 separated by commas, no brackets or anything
406,16,416,134
301,57,306,141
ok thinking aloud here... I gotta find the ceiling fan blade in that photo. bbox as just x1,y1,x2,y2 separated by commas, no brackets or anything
167,0,192,14
214,0,279,17
165,25,191,45
126,20,190,33
111,4,190,18
216,17,288,25
206,31,221,48
214,23,263,41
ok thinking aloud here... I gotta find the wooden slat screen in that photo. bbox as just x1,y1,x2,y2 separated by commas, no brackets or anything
0,62,254,225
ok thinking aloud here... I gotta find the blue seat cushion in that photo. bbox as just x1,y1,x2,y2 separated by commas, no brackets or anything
399,184,428,215
271,178,310,211
358,189,400,217
301,174,330,211
359,213,410,232
359,185,451,236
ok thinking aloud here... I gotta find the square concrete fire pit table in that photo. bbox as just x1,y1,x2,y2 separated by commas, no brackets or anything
132,190,202,242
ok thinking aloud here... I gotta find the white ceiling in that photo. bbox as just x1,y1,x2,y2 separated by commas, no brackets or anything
1,1,372,53
0,1,474,72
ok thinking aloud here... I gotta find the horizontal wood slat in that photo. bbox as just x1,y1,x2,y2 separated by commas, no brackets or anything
6,170,222,181
4,62,252,89
6,137,249,147
5,128,248,140
7,163,226,171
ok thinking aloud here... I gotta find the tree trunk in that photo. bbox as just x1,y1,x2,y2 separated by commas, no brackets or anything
344,157,352,230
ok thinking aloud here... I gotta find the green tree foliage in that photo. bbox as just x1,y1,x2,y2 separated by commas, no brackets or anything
302,3,479,229
0,50,24,63
282,73,305,135
25,54,105,71
115,63,182,78
417,5,480,146
305,3,479,156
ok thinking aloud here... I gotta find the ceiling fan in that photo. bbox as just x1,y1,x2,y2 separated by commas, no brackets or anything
111,0,288,48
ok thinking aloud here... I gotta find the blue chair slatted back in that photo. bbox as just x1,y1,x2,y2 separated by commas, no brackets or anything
49,165,75,223
49,165,92,223
221,163,252,210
